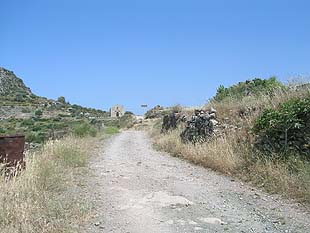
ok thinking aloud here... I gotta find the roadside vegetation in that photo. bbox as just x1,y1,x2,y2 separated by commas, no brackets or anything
0,118,102,144
151,78,310,203
0,126,119,233
0,110,134,146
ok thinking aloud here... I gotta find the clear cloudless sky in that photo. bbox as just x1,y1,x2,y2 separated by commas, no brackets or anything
0,0,309,114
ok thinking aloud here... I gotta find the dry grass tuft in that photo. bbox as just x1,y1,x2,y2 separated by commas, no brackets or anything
0,136,97,233
154,128,245,175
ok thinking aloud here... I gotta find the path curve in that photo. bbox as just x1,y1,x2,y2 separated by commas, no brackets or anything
83,131,309,233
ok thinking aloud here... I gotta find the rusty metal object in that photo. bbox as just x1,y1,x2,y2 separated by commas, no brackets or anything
0,135,25,167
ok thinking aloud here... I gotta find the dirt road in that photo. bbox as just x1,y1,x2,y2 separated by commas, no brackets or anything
82,131,309,233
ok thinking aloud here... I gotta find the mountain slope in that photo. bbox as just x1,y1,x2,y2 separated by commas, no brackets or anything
0,67,117,144
0,67,33,100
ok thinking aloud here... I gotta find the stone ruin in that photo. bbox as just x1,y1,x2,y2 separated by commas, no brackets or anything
110,105,125,118
180,108,219,143
161,108,236,143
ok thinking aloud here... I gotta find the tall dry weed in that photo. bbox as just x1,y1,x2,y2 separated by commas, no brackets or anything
0,136,97,233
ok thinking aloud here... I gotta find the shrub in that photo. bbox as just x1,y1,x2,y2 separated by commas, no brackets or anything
0,127,5,134
124,111,134,115
34,109,43,117
104,126,119,135
253,96,310,160
214,77,284,102
145,105,167,119
25,132,46,143
73,122,97,137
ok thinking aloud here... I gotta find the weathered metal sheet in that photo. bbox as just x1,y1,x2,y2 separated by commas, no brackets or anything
0,135,25,167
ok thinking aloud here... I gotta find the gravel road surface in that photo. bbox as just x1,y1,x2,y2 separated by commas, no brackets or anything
82,131,309,233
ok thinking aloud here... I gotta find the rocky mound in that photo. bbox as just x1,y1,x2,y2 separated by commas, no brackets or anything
145,105,170,119
161,108,237,143
180,108,220,143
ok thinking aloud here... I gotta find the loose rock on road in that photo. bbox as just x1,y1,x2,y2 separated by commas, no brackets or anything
82,131,309,233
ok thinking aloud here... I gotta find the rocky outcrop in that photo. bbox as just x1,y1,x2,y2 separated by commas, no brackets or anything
0,67,32,98
180,108,219,143
161,107,237,143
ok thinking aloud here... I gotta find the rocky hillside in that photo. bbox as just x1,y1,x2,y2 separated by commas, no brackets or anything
0,67,34,101
0,67,119,144
0,67,110,119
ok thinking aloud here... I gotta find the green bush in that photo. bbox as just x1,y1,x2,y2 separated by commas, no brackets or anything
0,127,5,134
25,132,46,143
124,111,134,115
214,77,284,102
73,122,97,137
253,96,310,160
34,109,43,117
104,127,119,135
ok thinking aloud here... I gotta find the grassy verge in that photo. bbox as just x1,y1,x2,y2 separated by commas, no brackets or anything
151,86,310,204
153,128,310,203
0,127,118,233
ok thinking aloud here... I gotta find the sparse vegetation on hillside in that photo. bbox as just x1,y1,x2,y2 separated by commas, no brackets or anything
213,77,284,102
73,122,97,137
0,67,126,145
145,105,184,120
151,78,310,203
0,67,34,102
145,105,169,119
0,118,101,144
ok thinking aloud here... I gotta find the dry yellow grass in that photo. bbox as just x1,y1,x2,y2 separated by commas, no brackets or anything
154,128,243,174
0,136,98,233
152,85,310,203
153,128,310,203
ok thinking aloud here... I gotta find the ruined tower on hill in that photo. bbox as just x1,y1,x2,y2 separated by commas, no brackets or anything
110,105,125,118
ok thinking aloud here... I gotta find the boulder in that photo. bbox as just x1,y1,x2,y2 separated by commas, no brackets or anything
180,108,222,143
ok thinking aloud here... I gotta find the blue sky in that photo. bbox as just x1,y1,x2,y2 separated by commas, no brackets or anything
1,0,309,114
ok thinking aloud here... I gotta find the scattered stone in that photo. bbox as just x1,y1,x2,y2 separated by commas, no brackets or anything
210,119,219,126
210,107,217,114
188,220,198,225
165,220,174,225
199,217,227,225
